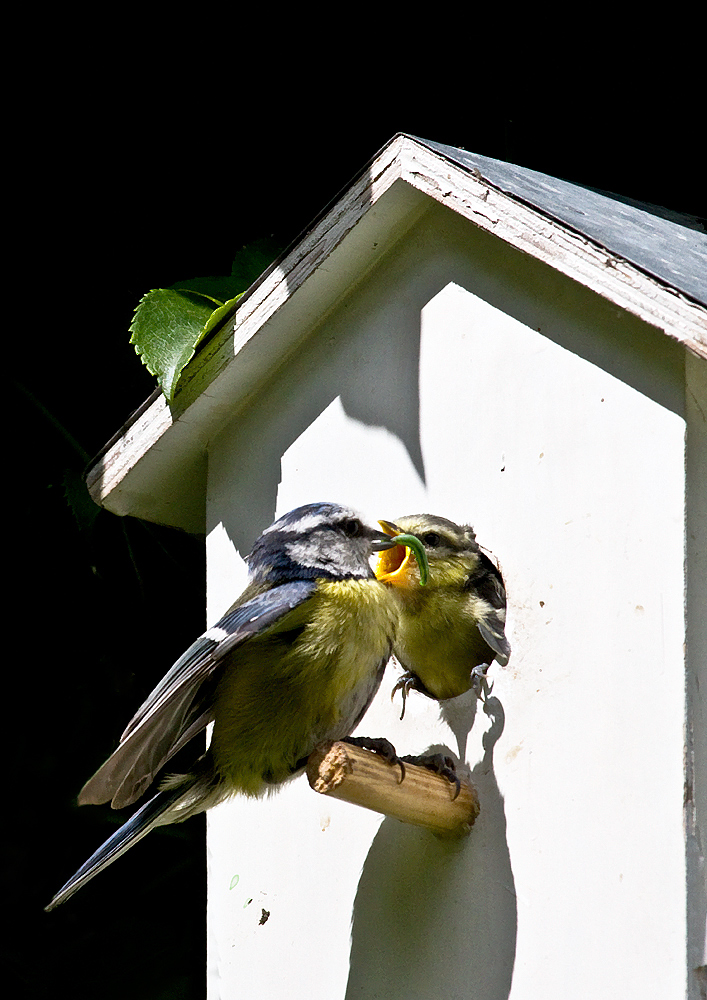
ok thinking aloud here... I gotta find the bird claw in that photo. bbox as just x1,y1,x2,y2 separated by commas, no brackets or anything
400,752,461,800
391,671,435,720
470,663,494,701
343,736,406,782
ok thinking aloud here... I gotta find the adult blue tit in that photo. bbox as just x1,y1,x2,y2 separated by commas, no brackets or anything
46,502,420,911
375,514,511,714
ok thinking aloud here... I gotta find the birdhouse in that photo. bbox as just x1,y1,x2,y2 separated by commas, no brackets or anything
87,134,707,999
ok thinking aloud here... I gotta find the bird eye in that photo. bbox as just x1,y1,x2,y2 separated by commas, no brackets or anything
342,519,360,537
423,532,441,547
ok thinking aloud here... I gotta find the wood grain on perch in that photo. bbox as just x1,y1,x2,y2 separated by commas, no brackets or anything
306,741,480,836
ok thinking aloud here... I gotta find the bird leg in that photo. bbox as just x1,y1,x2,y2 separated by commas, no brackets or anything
342,736,406,781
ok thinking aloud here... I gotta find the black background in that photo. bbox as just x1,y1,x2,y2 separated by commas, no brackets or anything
9,35,703,1000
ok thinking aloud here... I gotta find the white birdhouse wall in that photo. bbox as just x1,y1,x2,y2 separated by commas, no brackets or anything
204,201,697,1000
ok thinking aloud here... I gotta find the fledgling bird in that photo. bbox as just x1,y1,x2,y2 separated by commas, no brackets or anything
375,514,511,715
46,502,418,911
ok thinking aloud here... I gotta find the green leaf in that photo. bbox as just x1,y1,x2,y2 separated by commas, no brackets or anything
129,239,284,403
202,292,246,337
229,236,282,288
170,275,246,301
129,288,224,402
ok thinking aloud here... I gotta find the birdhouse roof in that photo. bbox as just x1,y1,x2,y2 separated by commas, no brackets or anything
416,137,706,306
87,133,707,532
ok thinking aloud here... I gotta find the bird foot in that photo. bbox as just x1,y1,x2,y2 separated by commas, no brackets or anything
470,663,494,701
390,671,436,720
343,736,406,782
400,752,461,800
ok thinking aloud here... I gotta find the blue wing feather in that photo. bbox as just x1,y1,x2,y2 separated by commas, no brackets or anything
79,580,317,809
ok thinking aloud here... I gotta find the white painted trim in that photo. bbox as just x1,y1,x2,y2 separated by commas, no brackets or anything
87,134,707,526
398,139,707,358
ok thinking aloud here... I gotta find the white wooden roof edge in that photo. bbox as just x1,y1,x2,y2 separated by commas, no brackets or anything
87,134,707,531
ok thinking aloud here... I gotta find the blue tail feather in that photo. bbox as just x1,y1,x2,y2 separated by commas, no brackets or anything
45,784,185,911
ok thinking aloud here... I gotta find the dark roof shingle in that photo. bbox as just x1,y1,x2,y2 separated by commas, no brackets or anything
415,137,707,307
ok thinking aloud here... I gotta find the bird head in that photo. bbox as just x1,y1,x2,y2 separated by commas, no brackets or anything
375,514,480,589
246,502,420,584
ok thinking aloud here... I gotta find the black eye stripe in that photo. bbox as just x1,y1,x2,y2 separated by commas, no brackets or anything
342,519,360,537
423,532,441,547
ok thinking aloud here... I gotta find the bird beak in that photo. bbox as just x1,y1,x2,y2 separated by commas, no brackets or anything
370,532,400,552
374,521,429,586
377,519,402,538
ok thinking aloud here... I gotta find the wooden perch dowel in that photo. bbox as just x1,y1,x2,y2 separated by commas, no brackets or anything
306,741,480,837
